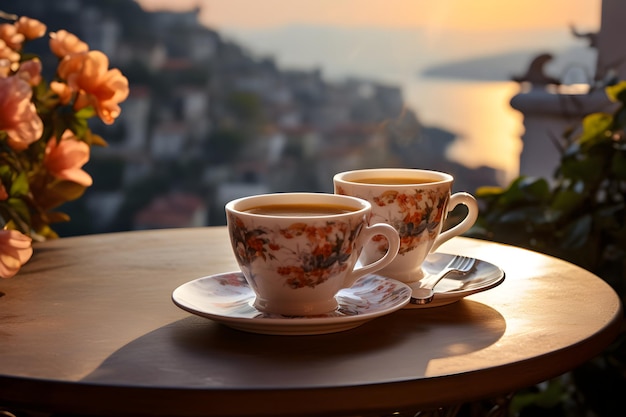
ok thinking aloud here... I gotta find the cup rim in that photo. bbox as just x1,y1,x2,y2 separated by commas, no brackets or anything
333,168,453,186
225,192,371,219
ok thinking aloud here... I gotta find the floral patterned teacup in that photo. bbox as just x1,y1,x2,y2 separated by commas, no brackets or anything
225,193,401,316
334,168,478,283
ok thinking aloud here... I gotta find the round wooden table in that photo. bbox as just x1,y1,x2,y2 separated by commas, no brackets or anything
0,227,622,417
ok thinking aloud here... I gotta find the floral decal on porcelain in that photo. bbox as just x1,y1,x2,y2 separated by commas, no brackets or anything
218,271,249,289
336,275,409,314
336,186,448,255
227,213,363,289
228,215,277,266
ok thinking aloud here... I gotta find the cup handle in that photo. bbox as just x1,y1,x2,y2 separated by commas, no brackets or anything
342,223,400,288
430,192,478,253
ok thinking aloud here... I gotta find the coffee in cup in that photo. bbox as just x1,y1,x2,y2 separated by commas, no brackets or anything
334,168,478,283
225,192,401,316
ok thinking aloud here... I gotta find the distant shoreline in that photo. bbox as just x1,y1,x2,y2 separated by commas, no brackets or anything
420,46,595,83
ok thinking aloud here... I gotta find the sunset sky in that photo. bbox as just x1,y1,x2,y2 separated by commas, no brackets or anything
136,0,601,31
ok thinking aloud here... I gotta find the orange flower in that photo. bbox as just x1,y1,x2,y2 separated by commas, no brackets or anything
49,29,88,58
50,81,73,104
17,58,42,86
282,222,308,238
0,39,20,64
0,75,43,150
0,16,127,241
15,16,46,40
57,51,129,124
268,242,280,251
0,59,11,78
0,23,25,51
0,229,33,279
380,190,398,204
43,130,93,187
246,237,264,253
312,243,333,258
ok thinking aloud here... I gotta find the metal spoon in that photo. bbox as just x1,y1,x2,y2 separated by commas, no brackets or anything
410,255,476,305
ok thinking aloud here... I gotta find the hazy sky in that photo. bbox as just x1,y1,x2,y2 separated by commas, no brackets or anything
136,0,601,32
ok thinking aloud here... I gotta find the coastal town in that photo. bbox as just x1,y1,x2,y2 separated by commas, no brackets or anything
4,0,499,236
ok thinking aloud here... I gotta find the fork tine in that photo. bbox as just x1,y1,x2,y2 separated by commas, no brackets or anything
460,256,475,272
450,255,464,267
410,255,476,305
451,255,470,269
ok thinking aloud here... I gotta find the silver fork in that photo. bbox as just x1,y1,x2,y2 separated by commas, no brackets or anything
410,255,476,305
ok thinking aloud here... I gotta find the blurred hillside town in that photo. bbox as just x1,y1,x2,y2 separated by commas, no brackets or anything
4,0,500,236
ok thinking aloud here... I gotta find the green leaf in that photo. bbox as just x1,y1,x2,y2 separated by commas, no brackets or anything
495,177,550,206
9,172,30,196
610,151,626,179
488,177,550,208
551,188,586,215
498,206,549,224
606,81,626,103
86,131,108,147
38,181,87,210
519,177,551,200
7,197,30,224
613,107,626,128
560,215,592,249
34,224,59,240
0,164,10,177
1,198,31,234
68,115,89,138
74,106,96,119
578,113,613,147
45,211,71,224
476,185,504,196
511,378,569,414
496,207,532,223
559,153,606,182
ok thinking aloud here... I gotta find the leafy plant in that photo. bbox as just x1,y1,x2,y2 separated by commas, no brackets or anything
469,81,626,416
0,12,128,278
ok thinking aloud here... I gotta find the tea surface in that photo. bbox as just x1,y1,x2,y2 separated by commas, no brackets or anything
348,177,436,185
243,203,358,216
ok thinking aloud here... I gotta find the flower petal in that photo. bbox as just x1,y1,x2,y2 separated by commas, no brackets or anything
0,230,33,279
43,130,93,187
0,76,43,150
15,16,46,40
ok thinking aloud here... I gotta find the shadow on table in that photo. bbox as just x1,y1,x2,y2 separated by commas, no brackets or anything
82,299,506,388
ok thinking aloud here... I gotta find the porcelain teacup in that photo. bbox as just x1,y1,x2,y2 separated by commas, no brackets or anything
333,168,478,283
225,192,401,316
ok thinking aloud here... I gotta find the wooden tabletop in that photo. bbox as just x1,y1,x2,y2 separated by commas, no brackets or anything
0,227,622,417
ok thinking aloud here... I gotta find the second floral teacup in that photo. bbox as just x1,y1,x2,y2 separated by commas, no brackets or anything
225,192,401,316
334,168,478,283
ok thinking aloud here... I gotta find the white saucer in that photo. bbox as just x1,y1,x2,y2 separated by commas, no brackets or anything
172,272,411,335
405,253,505,308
